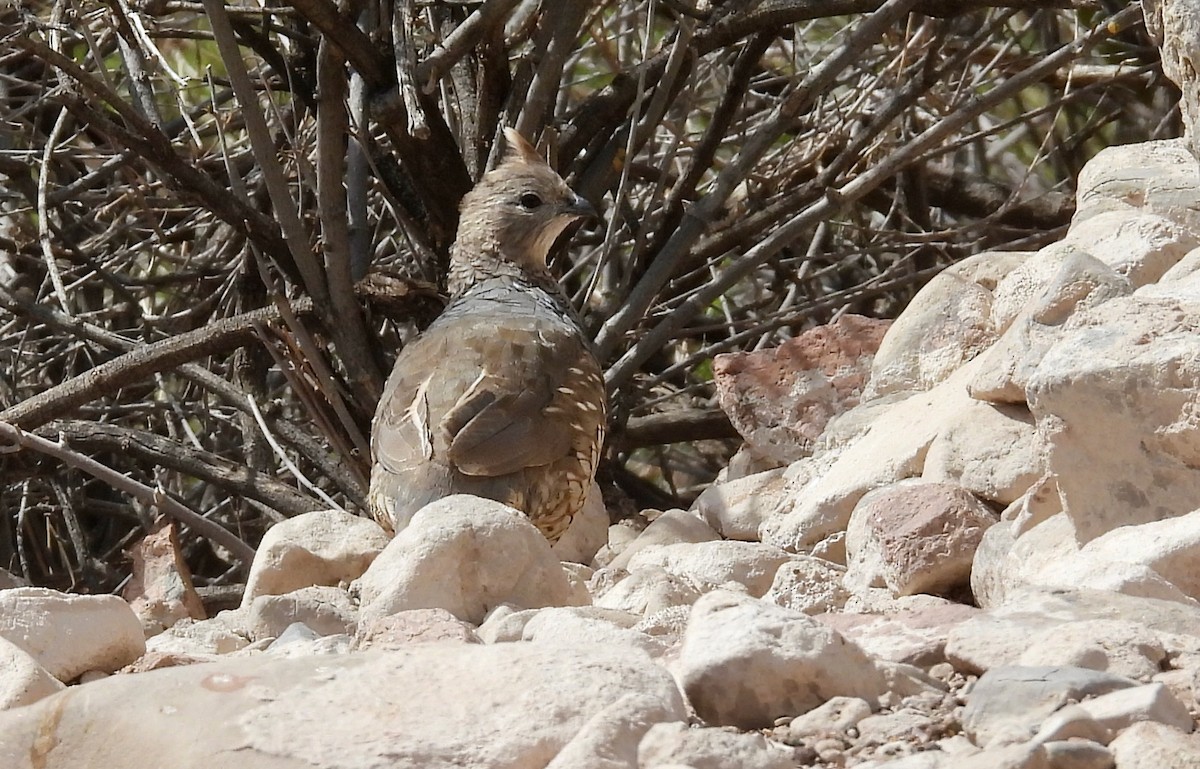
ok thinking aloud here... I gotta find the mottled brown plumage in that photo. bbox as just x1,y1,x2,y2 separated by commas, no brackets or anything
368,128,606,541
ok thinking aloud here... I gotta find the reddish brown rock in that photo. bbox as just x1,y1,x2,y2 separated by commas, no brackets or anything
124,650,218,673
713,314,891,465
845,481,999,598
123,522,206,635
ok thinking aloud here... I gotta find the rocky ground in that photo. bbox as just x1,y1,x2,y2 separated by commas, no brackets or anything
5,4,1200,761
0,132,1199,768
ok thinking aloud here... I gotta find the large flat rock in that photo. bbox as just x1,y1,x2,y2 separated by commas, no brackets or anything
0,642,685,769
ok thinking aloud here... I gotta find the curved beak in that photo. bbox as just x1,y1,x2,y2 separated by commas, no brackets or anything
564,193,598,223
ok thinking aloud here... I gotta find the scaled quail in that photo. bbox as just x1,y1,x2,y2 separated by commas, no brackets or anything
368,128,606,542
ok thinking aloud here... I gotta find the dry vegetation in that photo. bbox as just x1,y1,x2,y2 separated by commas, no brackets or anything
0,0,1178,594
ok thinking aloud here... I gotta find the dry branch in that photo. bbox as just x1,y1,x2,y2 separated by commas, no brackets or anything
0,420,257,567
0,0,1175,584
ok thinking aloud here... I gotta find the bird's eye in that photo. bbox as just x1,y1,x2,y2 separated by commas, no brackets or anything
518,192,543,210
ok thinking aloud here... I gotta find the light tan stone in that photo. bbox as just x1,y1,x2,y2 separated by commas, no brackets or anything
0,643,686,769
607,509,719,571
1076,682,1194,735
762,555,849,615
638,721,795,769
624,540,792,598
818,602,978,667
1062,210,1199,286
1161,245,1200,283
0,637,63,710
1027,289,1200,544
355,495,585,625
921,401,1042,505
1109,720,1200,769
762,359,987,553
1074,139,1200,233
242,509,390,606
961,665,1137,747
143,613,250,657
692,467,787,541
1144,4,1200,161
1044,510,1200,601
676,590,886,729
592,566,703,617
865,269,993,398
244,585,357,641
1017,620,1167,682
544,694,677,769
0,588,144,681
352,608,480,650
968,248,1131,404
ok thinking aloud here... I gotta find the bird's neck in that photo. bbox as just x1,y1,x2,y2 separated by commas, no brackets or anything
447,234,562,299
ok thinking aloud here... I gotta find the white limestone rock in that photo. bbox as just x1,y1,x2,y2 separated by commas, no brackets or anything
1026,288,1200,544
786,696,875,739
1062,210,1199,286
352,608,480,650
968,247,1132,404
1015,620,1167,682
676,590,886,729
961,665,1138,748
244,585,357,642
957,742,1051,769
607,509,720,571
762,359,986,554
920,401,1042,506
638,721,795,769
762,555,850,615
692,467,787,541
1005,473,1063,538
0,643,686,769
818,602,979,667
355,495,585,625
511,606,670,658
1161,245,1200,283
969,514,1198,612
624,540,793,598
0,637,63,710
543,693,676,769
1036,739,1112,769
1036,510,1200,602
242,509,389,606
144,615,250,658
592,520,646,568
263,624,351,658
1143,4,1200,161
1074,139,1200,233
592,566,703,617
477,605,639,644
970,519,1023,610
1031,705,1112,748
1075,682,1194,736
858,753,958,769
864,251,1028,398
1109,720,1200,769
0,588,145,681
946,585,1200,678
